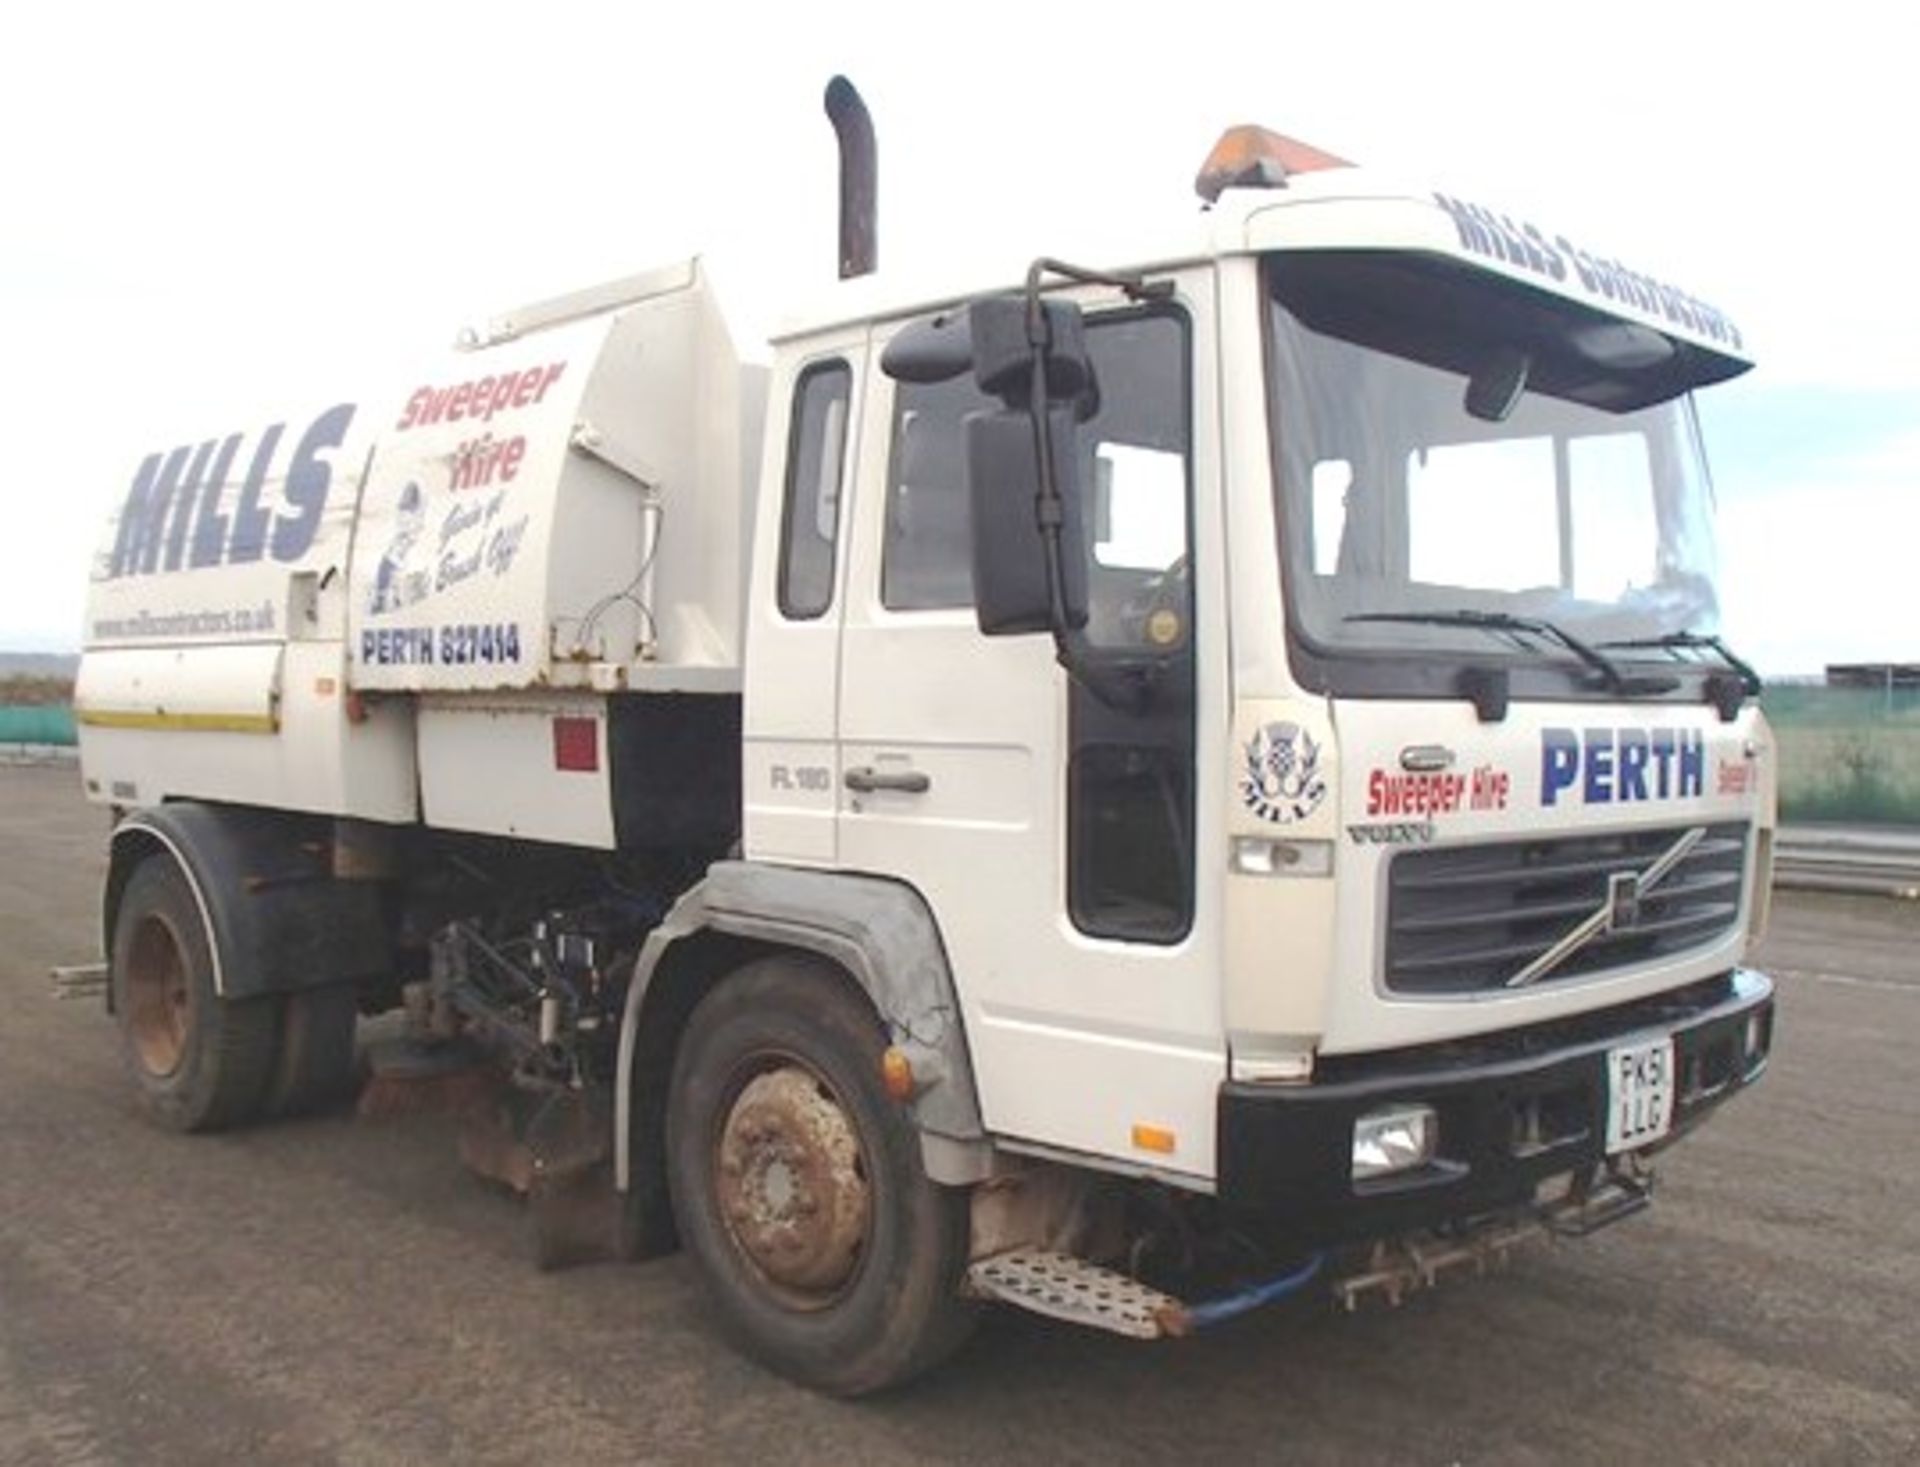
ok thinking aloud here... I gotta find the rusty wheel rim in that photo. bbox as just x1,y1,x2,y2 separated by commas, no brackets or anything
713,1057,873,1310
125,913,190,1078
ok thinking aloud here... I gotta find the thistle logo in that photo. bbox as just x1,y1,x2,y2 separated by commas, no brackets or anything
1239,722,1327,825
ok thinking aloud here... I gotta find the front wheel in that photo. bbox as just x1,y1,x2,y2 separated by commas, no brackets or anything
111,857,280,1132
665,957,978,1395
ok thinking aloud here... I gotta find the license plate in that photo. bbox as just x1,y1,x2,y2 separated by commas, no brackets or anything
1605,1036,1676,1154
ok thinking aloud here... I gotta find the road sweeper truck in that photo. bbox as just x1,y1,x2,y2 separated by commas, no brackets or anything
73,80,1776,1393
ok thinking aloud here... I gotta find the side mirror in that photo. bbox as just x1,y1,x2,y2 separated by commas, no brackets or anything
962,296,1095,637
966,406,1089,635
880,312,973,384
968,296,1094,407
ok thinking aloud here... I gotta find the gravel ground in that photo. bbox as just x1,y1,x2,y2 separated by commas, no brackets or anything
2,763,1915,1465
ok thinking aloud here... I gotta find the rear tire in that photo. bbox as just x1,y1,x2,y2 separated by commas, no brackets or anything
110,857,279,1132
666,957,978,1395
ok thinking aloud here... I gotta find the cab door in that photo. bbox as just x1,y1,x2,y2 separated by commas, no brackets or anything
836,276,1227,1179
742,330,864,864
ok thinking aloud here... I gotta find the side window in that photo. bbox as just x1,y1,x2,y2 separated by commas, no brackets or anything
777,361,852,620
1078,312,1190,651
882,373,993,610
881,311,1191,627
1069,310,1194,945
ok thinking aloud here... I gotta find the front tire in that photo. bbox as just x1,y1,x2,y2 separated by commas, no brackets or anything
666,957,978,1395
111,857,280,1132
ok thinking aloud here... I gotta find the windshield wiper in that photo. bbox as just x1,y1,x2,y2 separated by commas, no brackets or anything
1597,630,1762,696
1345,609,1680,695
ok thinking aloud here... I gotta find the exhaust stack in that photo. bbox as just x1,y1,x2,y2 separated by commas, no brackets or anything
824,76,877,279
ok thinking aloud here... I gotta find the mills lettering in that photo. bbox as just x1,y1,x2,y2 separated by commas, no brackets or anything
107,404,357,578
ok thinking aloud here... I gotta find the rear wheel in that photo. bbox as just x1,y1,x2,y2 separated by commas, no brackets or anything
111,857,279,1132
666,957,978,1395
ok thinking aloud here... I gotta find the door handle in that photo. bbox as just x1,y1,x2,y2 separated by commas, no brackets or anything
844,766,931,795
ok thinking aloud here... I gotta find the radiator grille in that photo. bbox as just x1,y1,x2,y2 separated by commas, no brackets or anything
1385,823,1748,995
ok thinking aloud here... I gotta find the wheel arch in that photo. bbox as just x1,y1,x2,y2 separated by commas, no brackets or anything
616,861,990,1246
105,821,223,1008
106,802,390,1001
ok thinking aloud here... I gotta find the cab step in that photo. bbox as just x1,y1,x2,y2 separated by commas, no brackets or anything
964,1250,1183,1339
964,1248,1328,1339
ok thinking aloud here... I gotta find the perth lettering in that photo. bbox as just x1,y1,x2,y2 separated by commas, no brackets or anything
1540,726,1706,807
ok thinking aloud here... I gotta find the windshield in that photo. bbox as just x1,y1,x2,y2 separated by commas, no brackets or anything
1264,252,1722,685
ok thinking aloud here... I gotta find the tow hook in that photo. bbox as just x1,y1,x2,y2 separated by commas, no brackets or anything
1539,1159,1655,1238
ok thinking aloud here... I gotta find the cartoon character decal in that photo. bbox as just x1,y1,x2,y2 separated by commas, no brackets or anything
368,481,428,614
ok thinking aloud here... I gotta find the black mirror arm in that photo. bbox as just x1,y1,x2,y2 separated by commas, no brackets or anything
1022,307,1075,639
1014,356,1127,708
1023,256,1176,305
1020,258,1174,689
994,258,1178,698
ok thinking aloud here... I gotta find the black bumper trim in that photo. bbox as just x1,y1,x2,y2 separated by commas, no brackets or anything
1217,969,1773,1243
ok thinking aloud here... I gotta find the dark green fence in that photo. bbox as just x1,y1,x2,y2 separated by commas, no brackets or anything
0,704,76,745
1764,684,1920,826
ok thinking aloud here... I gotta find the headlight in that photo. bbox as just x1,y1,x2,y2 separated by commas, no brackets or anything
1352,1104,1437,1181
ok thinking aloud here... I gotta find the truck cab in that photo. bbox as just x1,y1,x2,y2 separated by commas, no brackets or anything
743,135,1771,1233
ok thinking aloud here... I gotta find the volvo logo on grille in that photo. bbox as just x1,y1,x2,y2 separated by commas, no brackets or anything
1507,826,1707,989
1607,870,1643,929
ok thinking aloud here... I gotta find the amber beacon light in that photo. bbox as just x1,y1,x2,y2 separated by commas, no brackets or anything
1194,124,1352,203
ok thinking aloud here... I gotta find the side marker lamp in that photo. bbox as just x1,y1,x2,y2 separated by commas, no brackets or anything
881,1046,915,1101
1132,1123,1177,1155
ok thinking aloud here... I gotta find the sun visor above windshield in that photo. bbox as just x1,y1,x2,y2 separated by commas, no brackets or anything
1240,185,1752,392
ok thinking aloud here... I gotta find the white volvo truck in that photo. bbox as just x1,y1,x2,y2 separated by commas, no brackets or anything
73,82,1776,1393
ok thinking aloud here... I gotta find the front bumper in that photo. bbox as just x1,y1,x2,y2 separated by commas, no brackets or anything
1217,968,1773,1242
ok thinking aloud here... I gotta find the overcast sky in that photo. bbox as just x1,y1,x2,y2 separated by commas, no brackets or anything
2,0,1911,673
